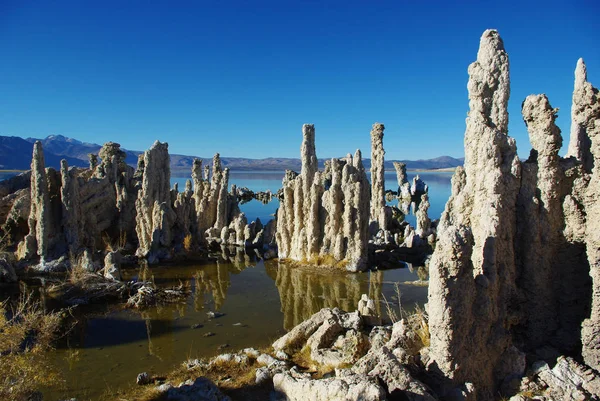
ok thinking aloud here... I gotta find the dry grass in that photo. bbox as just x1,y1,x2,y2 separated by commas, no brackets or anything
0,294,64,400
183,234,193,252
294,253,349,270
416,266,429,282
67,252,92,285
290,345,351,378
382,282,404,324
0,230,12,255
292,344,315,371
382,282,430,348
407,304,430,348
102,230,127,252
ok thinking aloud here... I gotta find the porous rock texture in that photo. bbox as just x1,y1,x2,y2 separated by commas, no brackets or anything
427,29,523,398
393,161,410,198
269,301,436,401
17,141,51,261
191,154,263,248
135,141,175,259
575,58,600,372
370,123,387,231
415,194,431,237
10,141,138,266
276,124,370,271
427,29,600,399
3,138,271,271
273,369,385,401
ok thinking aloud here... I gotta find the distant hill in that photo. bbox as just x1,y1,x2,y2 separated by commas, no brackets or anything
0,136,88,170
1,134,463,173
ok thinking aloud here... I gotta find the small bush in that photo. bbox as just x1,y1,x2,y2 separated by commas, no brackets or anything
409,304,430,348
183,233,193,252
0,295,63,400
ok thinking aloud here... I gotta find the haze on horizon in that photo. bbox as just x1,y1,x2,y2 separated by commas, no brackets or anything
0,0,598,161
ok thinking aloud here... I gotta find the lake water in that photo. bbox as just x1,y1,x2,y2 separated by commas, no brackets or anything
172,170,453,227
1,169,453,400
43,258,428,401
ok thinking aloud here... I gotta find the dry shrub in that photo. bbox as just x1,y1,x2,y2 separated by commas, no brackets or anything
407,304,430,348
382,282,403,323
102,230,127,252
0,295,63,400
0,230,11,254
382,282,430,348
416,266,429,282
67,252,94,285
183,233,193,252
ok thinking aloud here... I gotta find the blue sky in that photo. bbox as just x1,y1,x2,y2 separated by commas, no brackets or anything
0,1,598,160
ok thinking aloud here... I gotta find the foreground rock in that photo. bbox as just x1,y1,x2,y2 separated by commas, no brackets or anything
156,377,231,401
273,369,385,401
509,356,600,401
269,301,434,401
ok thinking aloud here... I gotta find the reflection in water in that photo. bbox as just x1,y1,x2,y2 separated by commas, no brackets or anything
42,253,427,401
194,263,230,311
368,270,383,318
266,261,388,330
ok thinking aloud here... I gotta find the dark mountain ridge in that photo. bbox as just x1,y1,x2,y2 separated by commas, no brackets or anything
1,134,464,172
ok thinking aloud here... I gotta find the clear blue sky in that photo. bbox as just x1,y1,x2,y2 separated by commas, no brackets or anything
1,0,598,160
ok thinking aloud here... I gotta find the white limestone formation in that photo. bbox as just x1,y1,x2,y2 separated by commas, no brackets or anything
428,29,523,399
574,59,600,371
410,175,428,196
427,30,600,399
135,141,175,259
276,124,370,271
370,123,387,231
103,251,122,281
567,59,595,172
415,193,431,237
173,179,196,247
394,161,411,198
60,160,82,254
17,141,50,262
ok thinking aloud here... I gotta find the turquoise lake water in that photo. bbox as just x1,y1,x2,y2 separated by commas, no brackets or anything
172,170,453,227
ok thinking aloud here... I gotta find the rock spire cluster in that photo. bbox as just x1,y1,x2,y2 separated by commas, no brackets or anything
276,124,371,271
427,29,600,399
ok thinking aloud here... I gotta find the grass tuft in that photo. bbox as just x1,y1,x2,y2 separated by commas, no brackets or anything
183,234,193,253
0,294,64,400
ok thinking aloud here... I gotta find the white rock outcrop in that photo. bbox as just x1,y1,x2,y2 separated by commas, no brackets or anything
428,29,600,399
273,369,385,401
393,161,410,198
370,123,387,231
276,124,370,271
428,29,522,399
574,58,600,371
135,141,175,259
17,141,50,262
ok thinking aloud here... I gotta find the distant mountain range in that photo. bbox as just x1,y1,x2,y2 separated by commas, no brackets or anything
0,134,464,173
